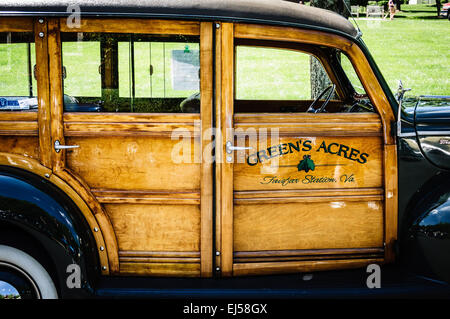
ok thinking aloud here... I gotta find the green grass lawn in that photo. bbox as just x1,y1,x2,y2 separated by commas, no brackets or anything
238,10,450,98
236,46,312,100
394,4,439,18
353,17,449,96
0,43,37,96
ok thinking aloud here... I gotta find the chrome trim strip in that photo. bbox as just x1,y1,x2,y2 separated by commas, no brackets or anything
419,95,450,99
417,131,450,136
398,132,416,138
399,131,450,138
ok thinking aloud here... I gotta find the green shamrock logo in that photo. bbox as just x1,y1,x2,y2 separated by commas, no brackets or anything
297,155,315,173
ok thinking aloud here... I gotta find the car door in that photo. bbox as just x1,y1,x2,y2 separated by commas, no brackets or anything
215,23,397,276
47,18,214,277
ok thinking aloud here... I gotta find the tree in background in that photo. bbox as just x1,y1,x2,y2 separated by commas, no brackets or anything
282,0,352,99
310,0,351,18
350,0,369,7
309,0,350,98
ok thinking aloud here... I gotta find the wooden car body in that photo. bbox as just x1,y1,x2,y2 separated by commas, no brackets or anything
0,0,449,298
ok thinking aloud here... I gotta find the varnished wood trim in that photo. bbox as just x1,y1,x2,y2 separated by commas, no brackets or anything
234,248,384,258
0,122,38,136
233,258,384,276
235,255,383,263
234,113,381,126
235,188,384,199
119,250,201,263
0,112,38,121
235,196,383,205
200,22,214,278
234,113,381,123
96,198,199,205
234,113,382,137
46,19,123,274
120,257,201,263
35,18,52,168
92,189,201,205
59,18,200,35
63,113,200,123
54,169,120,274
0,153,110,275
234,24,353,50
0,113,38,136
220,23,235,277
119,262,200,277
234,247,385,263
0,152,50,176
0,17,34,32
234,128,381,138
63,122,198,137
47,18,65,170
63,113,200,137
384,144,398,263
119,251,200,258
235,188,384,204
47,18,120,273
214,22,223,271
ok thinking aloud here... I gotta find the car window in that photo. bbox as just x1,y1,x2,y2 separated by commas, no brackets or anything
61,33,200,113
236,46,324,100
234,45,342,113
0,32,37,111
340,53,366,94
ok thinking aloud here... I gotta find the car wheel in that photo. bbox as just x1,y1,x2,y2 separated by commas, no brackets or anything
0,245,58,299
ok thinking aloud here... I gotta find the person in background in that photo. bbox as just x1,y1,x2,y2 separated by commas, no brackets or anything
385,0,396,20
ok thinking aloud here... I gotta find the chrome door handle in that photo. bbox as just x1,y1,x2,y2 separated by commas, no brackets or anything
226,141,252,154
54,140,79,153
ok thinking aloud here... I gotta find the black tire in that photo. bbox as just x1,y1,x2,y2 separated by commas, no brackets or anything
0,245,58,299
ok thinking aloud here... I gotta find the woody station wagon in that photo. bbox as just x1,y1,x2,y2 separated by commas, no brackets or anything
0,0,450,299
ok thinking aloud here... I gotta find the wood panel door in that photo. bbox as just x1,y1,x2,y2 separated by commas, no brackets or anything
48,19,214,277
216,23,396,277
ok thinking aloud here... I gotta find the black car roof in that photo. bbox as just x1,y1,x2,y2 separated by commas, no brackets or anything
0,0,358,38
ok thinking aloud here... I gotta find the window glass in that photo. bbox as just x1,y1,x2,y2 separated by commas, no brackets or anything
235,46,330,100
235,45,342,113
0,32,37,111
63,41,101,97
340,54,365,94
118,41,200,99
61,33,200,113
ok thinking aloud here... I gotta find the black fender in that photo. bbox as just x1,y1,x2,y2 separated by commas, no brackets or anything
0,165,100,298
401,170,450,283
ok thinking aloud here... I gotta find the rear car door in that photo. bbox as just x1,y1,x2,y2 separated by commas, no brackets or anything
47,18,214,277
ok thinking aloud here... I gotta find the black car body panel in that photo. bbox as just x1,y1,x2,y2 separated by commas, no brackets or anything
94,265,450,298
0,166,100,298
414,96,450,170
395,95,450,284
